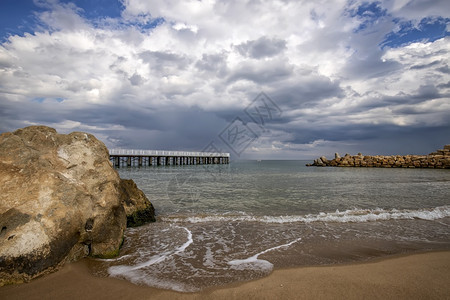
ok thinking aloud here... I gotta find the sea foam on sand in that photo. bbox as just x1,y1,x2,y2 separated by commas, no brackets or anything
228,237,302,271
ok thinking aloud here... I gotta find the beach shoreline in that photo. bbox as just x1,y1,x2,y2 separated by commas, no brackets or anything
1,250,449,300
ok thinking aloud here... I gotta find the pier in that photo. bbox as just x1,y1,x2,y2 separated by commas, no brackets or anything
109,149,230,167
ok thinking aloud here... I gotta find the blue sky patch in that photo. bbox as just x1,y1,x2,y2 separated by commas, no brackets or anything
0,0,163,40
59,0,123,20
134,17,165,31
348,1,388,32
0,0,45,41
381,17,449,48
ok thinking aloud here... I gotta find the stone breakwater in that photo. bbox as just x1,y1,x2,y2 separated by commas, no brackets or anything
307,145,450,169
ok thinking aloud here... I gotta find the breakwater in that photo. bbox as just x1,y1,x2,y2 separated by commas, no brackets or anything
307,145,450,169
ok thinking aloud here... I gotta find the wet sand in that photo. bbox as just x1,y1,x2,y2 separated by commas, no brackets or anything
1,251,449,300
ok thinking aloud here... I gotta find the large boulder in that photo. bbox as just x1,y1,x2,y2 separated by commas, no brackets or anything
0,126,155,285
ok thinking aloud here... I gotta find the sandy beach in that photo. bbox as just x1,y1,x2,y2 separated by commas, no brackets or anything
1,251,449,300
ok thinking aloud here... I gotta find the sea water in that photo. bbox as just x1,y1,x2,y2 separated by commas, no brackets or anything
89,161,450,292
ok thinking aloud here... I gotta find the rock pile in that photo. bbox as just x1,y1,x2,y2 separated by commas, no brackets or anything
307,145,450,169
0,126,155,285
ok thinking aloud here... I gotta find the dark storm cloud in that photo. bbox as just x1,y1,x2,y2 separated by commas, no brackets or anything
195,53,228,76
96,107,230,151
227,60,293,84
348,84,445,112
271,76,344,108
279,120,450,155
409,60,442,70
139,50,191,72
128,73,143,86
235,36,287,59
436,65,450,74
343,52,402,79
437,81,450,89
0,94,230,152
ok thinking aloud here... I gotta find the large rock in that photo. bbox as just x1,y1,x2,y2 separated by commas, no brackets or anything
0,126,155,285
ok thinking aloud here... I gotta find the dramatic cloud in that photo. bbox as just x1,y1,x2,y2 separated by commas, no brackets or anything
236,37,287,59
0,0,449,159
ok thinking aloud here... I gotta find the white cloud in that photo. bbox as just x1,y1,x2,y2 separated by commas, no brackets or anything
387,0,450,21
0,0,449,157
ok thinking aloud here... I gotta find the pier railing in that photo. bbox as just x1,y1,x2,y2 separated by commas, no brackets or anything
109,149,230,157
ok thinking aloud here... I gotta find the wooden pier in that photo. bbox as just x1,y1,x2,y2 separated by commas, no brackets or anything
109,149,230,167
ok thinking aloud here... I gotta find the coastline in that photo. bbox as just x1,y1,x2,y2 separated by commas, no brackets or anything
1,250,449,300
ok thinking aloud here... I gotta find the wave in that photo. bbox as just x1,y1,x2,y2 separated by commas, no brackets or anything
160,205,450,224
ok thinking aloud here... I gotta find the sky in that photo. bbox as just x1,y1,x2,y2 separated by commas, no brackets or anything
0,0,449,159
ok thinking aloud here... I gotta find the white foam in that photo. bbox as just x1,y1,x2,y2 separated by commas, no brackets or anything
108,226,193,274
97,254,132,262
161,205,450,224
176,227,193,253
228,237,302,271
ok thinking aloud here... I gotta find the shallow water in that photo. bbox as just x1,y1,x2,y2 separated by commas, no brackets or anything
89,161,450,292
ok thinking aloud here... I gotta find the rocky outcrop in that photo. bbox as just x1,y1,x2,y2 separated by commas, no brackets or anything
0,126,155,285
307,145,450,168
120,179,155,227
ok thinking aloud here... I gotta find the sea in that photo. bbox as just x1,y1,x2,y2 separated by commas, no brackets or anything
89,160,450,292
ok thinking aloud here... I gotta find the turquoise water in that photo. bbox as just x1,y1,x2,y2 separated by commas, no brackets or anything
91,161,450,292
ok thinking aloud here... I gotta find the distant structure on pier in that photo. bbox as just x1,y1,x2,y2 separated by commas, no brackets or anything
109,149,230,167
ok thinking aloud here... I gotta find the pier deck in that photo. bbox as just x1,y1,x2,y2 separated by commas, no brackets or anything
109,149,230,167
